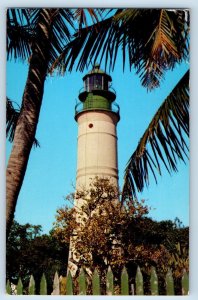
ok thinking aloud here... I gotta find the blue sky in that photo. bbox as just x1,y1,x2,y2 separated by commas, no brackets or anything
6,53,189,233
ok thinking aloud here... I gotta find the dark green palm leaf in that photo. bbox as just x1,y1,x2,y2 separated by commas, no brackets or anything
49,12,121,74
122,69,189,200
7,9,35,60
52,9,189,90
32,9,74,70
50,9,74,54
6,98,20,142
6,98,40,147
115,9,189,89
74,8,104,30
7,8,74,67
46,8,107,71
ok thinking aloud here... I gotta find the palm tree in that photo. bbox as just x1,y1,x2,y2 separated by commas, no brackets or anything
51,8,189,200
6,8,102,237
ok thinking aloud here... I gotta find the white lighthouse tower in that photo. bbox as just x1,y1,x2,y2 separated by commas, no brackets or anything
75,64,120,192
68,64,120,275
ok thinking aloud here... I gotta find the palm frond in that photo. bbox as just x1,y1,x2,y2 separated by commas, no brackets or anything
6,98,20,142
139,9,189,89
74,8,104,30
6,98,40,147
51,9,189,90
151,10,179,59
7,9,37,60
122,69,189,200
32,138,40,148
42,8,106,71
7,8,74,67
49,12,121,74
47,9,74,68
115,9,189,89
27,8,74,70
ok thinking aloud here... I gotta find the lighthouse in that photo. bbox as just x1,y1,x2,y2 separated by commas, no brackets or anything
75,64,120,194
68,64,120,275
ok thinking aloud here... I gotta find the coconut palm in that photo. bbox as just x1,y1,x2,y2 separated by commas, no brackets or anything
51,8,190,199
6,8,102,237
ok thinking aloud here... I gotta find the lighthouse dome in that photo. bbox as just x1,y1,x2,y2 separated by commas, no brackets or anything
75,64,119,120
85,63,111,79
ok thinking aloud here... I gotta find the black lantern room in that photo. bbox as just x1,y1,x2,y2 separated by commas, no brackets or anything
75,64,119,119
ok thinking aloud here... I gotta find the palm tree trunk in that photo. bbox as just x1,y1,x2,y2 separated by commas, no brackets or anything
6,9,54,237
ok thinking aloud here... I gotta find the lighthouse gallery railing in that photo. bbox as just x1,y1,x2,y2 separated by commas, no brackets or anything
75,100,120,116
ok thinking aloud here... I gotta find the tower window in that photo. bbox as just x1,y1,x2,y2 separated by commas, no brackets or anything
88,123,93,128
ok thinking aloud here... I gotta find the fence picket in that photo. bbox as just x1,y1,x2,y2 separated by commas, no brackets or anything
150,267,159,295
6,280,11,294
92,269,100,295
106,266,114,295
40,273,47,295
182,269,189,295
28,275,35,295
78,268,86,295
51,271,60,295
121,266,129,295
135,266,144,295
17,277,23,295
6,266,189,295
166,268,174,295
66,271,73,295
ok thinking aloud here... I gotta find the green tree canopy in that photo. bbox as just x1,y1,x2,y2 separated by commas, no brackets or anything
6,220,69,294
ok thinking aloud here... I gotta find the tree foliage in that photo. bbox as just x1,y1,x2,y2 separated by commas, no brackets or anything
6,221,69,294
53,177,189,294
